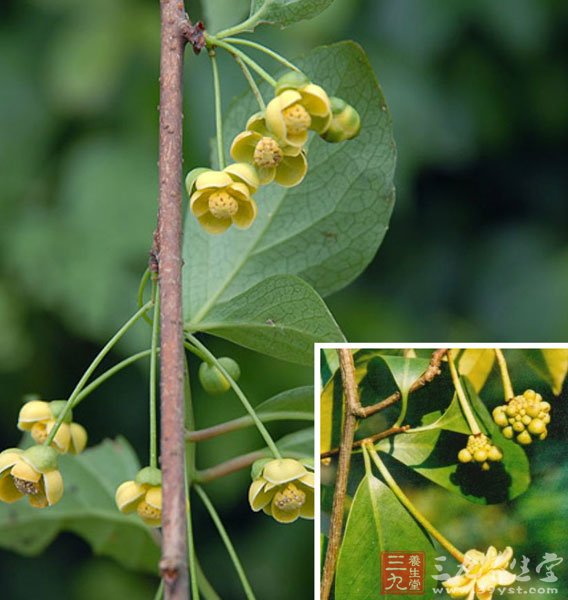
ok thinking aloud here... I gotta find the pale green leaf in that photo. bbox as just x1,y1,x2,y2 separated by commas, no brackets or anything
335,474,437,600
187,275,344,365
0,438,160,573
183,42,395,324
249,0,334,28
275,427,313,458
378,356,431,397
256,385,314,420
454,348,496,392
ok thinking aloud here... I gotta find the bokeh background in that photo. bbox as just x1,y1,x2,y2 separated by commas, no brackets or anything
1,0,568,598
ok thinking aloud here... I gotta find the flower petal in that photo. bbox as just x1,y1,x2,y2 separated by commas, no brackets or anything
28,492,48,509
195,170,233,190
232,198,257,230
492,547,513,570
298,471,315,489
230,131,259,163
299,492,314,519
249,483,274,512
46,421,71,453
43,469,64,506
17,401,52,430
265,98,289,142
115,480,145,513
274,152,307,187
301,84,331,117
246,111,269,134
197,212,232,235
190,190,211,218
270,500,300,524
0,450,23,474
256,166,276,185
224,163,259,192
11,460,41,483
0,474,23,503
69,422,88,454
145,486,162,510
228,181,254,203
263,459,307,485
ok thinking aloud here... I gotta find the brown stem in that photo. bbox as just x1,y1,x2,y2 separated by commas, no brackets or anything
361,348,448,418
195,450,266,483
157,2,191,598
320,425,410,459
321,349,359,600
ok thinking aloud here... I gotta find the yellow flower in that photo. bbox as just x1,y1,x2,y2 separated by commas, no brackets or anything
443,546,516,600
321,97,361,143
115,466,162,527
0,445,64,508
248,458,314,524
230,112,308,187
265,84,331,148
187,164,259,234
17,400,88,455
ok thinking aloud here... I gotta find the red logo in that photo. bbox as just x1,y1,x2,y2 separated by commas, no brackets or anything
381,551,425,594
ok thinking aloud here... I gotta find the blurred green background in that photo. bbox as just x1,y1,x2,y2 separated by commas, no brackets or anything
1,0,568,598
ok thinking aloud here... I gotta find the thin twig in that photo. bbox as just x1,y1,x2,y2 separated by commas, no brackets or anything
361,348,448,418
320,349,359,600
320,425,410,459
157,2,191,597
195,450,266,483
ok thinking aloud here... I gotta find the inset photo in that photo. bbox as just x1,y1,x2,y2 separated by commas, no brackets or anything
319,346,567,600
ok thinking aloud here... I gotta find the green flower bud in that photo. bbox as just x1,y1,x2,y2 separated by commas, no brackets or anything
321,97,361,143
275,71,311,95
198,358,241,395
135,466,162,487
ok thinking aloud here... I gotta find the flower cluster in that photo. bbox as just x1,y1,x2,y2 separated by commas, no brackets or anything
492,389,551,445
0,399,88,509
443,546,516,600
457,434,503,471
248,458,314,524
17,400,87,455
188,71,360,234
115,466,163,527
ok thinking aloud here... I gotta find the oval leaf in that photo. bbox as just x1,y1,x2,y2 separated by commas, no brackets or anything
249,0,334,28
188,274,344,365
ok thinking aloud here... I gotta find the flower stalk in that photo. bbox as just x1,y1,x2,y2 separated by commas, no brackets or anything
448,352,482,436
494,349,515,402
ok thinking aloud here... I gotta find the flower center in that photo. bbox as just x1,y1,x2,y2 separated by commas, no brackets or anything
282,103,311,135
12,476,41,496
208,191,239,219
273,483,306,513
31,422,48,444
253,137,283,168
137,500,161,522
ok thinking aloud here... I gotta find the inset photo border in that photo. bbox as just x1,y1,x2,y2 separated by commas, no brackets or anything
316,344,568,600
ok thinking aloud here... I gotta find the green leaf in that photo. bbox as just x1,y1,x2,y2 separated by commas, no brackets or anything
321,348,340,386
275,427,313,458
256,385,314,420
183,42,395,323
524,349,568,395
378,356,431,397
411,395,471,435
187,275,344,365
0,438,160,573
249,0,334,28
376,429,441,465
202,0,249,33
409,379,531,504
335,474,437,600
